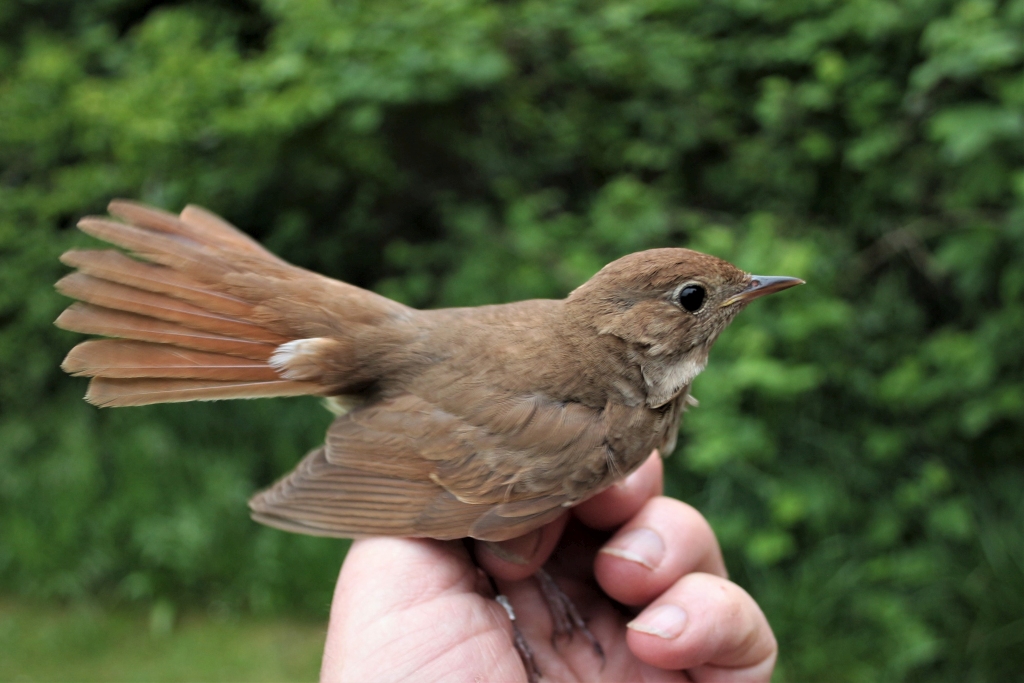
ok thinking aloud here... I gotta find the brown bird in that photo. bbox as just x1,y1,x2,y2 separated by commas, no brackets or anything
56,200,802,539
55,200,801,675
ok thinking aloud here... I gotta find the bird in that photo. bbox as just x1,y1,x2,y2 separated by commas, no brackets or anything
55,200,802,678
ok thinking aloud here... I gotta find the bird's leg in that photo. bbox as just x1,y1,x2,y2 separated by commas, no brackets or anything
495,591,542,683
535,567,605,666
463,539,542,683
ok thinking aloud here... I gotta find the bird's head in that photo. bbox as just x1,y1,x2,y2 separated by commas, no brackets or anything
567,248,803,407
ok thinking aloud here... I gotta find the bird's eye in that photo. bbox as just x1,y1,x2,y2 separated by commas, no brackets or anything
677,284,706,312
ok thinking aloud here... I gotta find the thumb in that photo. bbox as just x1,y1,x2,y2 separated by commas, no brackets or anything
333,537,474,616
323,537,520,683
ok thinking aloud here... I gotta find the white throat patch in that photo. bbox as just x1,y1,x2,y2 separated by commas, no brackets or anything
642,351,708,408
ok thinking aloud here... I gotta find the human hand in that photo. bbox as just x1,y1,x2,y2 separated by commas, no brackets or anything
321,451,777,682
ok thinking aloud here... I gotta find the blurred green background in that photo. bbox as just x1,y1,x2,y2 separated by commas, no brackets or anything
2,0,1023,680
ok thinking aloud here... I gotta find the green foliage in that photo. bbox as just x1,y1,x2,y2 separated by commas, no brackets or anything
2,0,1023,680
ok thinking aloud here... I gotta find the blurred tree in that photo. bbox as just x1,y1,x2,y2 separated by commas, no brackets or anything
1,0,1022,680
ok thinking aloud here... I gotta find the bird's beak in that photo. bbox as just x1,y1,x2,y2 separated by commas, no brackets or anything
721,275,805,307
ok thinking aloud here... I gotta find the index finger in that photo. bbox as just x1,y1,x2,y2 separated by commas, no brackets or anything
476,510,570,581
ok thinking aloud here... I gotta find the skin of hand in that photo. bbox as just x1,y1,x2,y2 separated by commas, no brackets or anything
321,452,777,682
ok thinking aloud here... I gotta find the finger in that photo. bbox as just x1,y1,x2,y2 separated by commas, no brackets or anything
574,450,664,530
594,497,727,606
625,572,777,682
476,511,569,582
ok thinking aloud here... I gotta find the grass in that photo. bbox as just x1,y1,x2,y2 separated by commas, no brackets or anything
0,599,325,682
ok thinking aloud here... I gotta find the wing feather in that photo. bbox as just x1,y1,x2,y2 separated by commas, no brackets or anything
253,387,622,541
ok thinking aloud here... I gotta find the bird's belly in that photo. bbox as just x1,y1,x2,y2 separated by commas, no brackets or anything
453,393,678,505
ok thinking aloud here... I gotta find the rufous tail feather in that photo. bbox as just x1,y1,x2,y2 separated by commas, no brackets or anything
55,201,329,406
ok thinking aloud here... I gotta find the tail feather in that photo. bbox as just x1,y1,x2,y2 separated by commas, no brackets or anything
63,340,282,381
60,249,255,318
106,201,202,242
53,200,389,407
55,303,277,360
55,272,287,344
112,200,278,259
85,377,321,408
77,217,228,276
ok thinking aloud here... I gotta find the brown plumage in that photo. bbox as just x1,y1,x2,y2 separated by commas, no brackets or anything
55,200,802,542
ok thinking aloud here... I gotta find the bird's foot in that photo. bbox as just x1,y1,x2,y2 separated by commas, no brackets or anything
495,594,542,683
535,567,605,666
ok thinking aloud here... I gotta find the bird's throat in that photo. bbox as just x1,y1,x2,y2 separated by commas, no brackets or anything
641,350,708,408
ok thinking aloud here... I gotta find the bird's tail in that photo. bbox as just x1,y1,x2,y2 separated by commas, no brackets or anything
55,201,408,407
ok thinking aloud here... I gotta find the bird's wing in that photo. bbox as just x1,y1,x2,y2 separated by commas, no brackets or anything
248,379,675,541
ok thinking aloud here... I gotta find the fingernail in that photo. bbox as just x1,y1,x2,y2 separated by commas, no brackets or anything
485,529,542,565
599,527,665,570
627,604,688,639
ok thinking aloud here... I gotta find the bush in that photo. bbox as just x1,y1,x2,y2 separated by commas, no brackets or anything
1,0,1022,679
